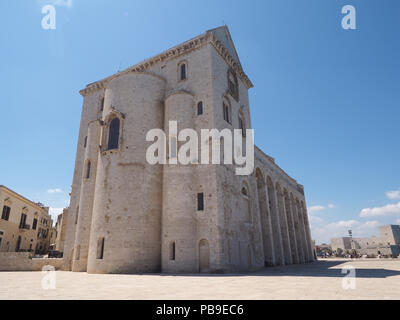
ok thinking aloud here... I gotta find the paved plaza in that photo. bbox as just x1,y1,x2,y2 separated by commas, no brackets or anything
0,259,399,300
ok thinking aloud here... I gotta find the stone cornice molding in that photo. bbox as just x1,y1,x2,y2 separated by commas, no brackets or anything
254,146,302,191
0,185,46,211
208,33,253,89
80,31,253,97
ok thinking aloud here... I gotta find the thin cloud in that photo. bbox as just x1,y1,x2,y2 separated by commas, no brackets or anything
47,188,63,194
308,204,335,213
310,217,380,244
360,202,400,218
308,205,325,213
386,189,400,200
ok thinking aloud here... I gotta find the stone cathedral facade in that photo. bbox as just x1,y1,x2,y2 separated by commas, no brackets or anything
63,26,314,274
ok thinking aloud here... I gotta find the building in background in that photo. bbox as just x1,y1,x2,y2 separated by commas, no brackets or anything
315,243,332,258
35,207,54,254
0,185,53,254
55,208,68,253
331,225,400,257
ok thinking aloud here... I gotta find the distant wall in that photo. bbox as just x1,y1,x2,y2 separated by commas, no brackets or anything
0,252,63,271
331,237,352,251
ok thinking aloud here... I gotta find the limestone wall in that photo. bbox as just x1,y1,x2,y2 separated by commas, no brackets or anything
62,26,313,274
0,252,63,271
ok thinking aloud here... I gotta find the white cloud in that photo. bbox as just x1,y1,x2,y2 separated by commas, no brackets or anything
308,205,325,213
386,189,400,200
49,207,64,220
359,202,400,218
308,203,335,213
310,218,380,244
308,215,323,224
47,188,63,194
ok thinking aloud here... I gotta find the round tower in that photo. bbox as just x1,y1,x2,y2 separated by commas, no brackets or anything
72,119,101,272
87,72,165,274
162,91,198,273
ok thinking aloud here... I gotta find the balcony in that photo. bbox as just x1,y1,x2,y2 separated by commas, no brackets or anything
19,224,30,230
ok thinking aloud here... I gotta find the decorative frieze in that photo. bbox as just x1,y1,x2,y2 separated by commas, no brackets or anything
80,31,253,97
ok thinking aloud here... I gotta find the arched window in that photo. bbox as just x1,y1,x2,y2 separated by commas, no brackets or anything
86,160,91,179
241,186,248,196
222,98,231,124
197,101,203,115
227,69,239,101
169,241,176,260
107,117,120,150
180,63,187,81
238,114,246,137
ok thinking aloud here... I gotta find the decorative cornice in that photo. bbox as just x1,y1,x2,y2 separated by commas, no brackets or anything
254,146,300,188
209,34,253,89
80,30,253,96
0,185,46,211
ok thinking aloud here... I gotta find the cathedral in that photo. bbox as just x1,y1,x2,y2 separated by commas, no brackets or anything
63,26,314,274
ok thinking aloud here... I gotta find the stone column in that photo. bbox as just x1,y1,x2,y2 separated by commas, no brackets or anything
275,185,292,265
297,201,310,262
292,196,305,263
256,172,275,266
267,178,284,266
72,120,101,272
285,192,299,264
302,203,314,262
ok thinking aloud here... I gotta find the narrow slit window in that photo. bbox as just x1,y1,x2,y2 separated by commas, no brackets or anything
97,237,105,259
180,63,187,80
169,241,176,260
197,193,204,211
197,101,203,115
239,117,246,137
223,103,230,124
75,206,79,225
100,97,105,112
86,161,91,179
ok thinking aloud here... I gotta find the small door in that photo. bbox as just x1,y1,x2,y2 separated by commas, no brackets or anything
199,239,210,272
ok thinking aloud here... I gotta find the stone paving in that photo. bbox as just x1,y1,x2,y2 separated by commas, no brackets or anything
0,259,399,300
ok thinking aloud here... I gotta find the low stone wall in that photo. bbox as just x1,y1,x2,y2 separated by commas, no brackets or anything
0,252,64,271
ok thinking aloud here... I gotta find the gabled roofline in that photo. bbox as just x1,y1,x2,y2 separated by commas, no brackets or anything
79,26,253,97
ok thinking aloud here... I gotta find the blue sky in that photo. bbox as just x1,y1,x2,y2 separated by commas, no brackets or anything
0,0,399,243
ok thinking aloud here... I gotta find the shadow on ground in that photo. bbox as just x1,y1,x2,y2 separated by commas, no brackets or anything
117,260,400,279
